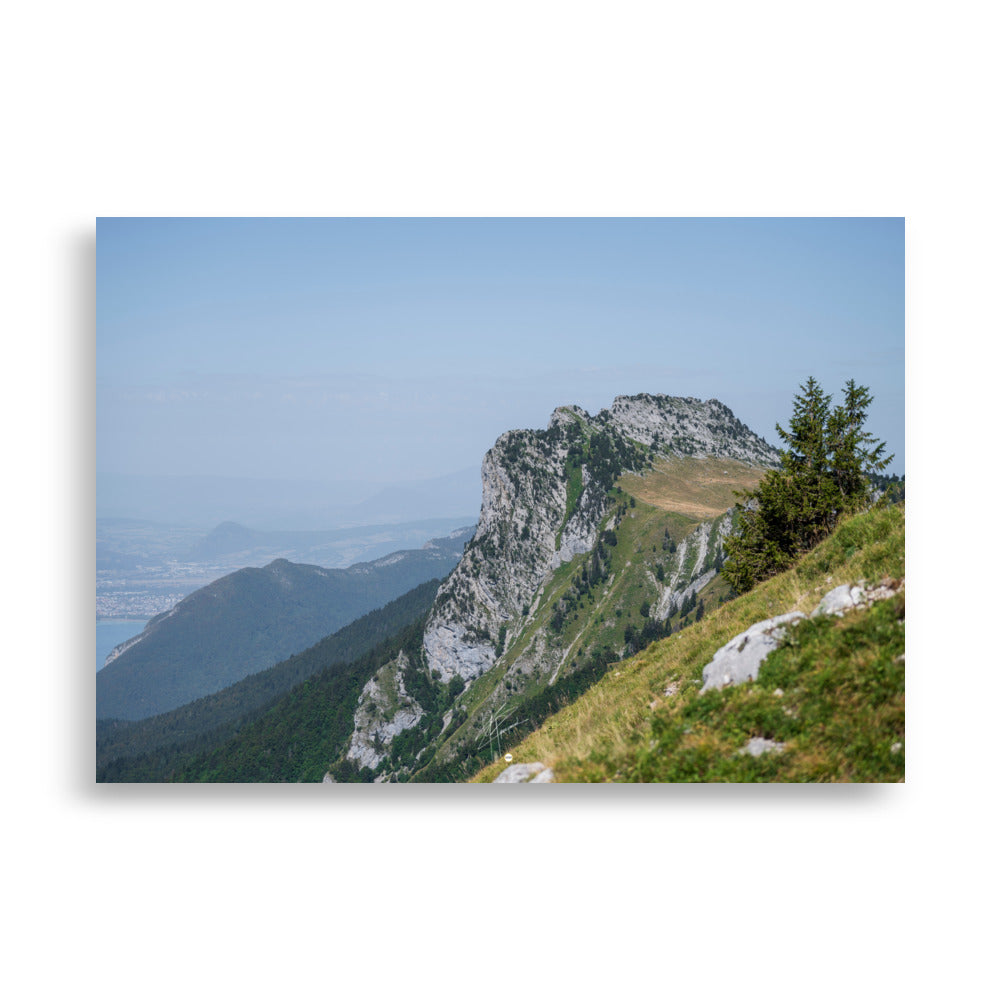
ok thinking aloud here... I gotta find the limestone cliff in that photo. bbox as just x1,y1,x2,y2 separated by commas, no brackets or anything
344,651,424,773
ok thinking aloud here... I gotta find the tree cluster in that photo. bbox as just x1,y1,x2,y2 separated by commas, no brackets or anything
722,378,893,593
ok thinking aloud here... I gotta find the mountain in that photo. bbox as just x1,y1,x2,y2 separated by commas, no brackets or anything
109,391,903,784
97,515,478,622
131,392,780,782
331,393,781,780
97,526,474,721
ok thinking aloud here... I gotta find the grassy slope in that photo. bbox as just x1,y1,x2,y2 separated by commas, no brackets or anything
470,503,905,782
619,455,765,519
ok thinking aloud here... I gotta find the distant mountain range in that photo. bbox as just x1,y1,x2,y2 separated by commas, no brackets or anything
97,526,474,720
97,515,479,620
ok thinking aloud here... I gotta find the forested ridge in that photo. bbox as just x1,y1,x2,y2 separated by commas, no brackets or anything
97,579,442,781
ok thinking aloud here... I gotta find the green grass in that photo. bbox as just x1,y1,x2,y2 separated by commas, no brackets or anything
631,593,904,782
470,503,904,783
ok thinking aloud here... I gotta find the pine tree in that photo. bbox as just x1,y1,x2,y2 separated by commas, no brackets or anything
826,379,892,515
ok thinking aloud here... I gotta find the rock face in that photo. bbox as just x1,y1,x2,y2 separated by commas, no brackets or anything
602,394,779,466
651,512,734,621
344,652,424,772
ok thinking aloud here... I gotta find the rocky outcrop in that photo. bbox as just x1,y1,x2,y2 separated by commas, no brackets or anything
809,578,904,619
344,652,424,771
701,612,806,691
424,395,776,684
602,394,780,466
701,578,905,692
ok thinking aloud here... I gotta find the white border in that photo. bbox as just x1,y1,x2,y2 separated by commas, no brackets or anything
6,2,993,995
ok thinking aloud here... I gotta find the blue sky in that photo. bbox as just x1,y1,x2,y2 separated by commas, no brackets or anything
98,217,904,504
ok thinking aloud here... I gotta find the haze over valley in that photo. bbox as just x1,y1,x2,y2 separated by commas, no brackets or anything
96,468,481,621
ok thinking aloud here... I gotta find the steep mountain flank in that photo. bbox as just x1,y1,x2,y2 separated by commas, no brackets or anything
330,393,780,781
471,504,905,783
97,526,474,721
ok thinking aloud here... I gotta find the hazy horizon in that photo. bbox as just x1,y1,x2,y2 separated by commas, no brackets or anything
98,217,904,529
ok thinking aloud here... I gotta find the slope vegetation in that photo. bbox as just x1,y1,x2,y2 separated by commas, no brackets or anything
618,456,766,518
471,503,905,782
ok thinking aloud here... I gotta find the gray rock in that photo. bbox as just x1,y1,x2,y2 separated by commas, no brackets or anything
739,737,785,757
701,611,805,691
344,652,425,771
811,583,865,617
493,762,553,783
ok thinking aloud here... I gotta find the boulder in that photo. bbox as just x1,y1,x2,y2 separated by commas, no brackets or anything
739,737,785,757
701,611,805,691
493,762,555,783
700,578,904,696
811,583,865,617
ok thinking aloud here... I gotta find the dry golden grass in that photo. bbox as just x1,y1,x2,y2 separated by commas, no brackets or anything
618,456,766,518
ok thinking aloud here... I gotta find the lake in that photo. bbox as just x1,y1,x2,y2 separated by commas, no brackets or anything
96,620,148,672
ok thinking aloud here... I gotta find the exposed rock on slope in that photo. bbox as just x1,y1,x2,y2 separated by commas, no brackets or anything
601,394,779,465
700,612,807,691
344,652,425,773
700,578,906,692
493,762,555,783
